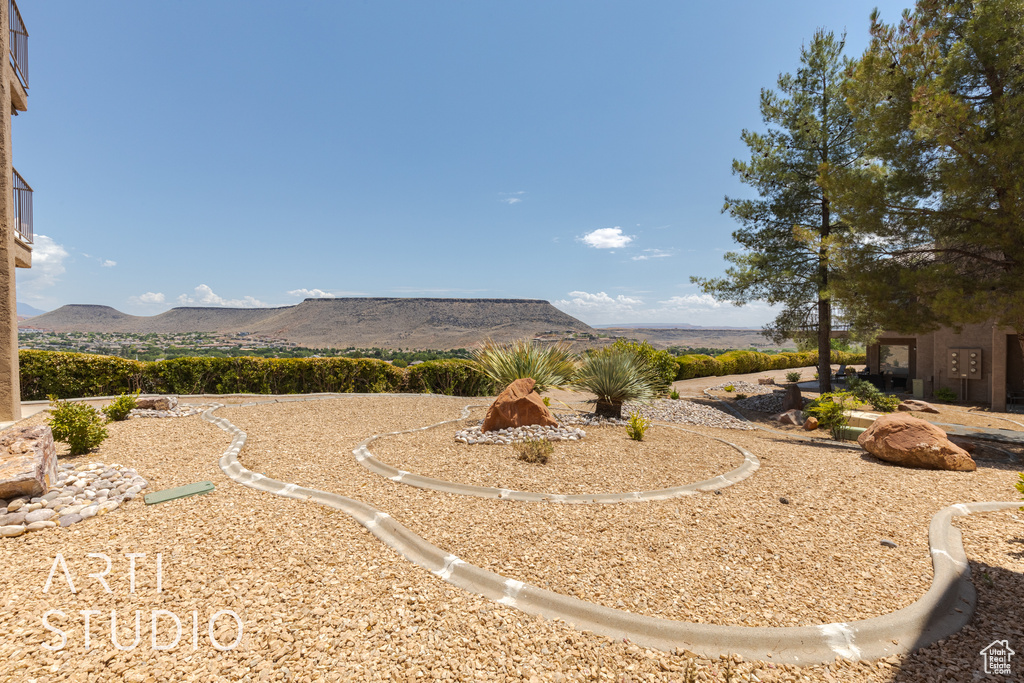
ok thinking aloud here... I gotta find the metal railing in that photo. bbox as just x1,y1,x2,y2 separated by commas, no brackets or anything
9,0,27,89
13,168,32,244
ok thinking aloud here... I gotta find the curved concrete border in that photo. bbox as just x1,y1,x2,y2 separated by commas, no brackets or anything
353,406,760,503
201,402,1020,665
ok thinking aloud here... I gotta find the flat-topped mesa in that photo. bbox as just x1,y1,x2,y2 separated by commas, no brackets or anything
20,297,595,350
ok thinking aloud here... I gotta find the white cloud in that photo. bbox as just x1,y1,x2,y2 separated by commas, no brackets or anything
499,191,524,205
580,227,633,249
552,291,646,320
19,235,69,301
136,292,165,304
631,249,673,261
101,259,117,268
657,294,726,310
288,288,335,299
177,284,268,308
501,197,522,205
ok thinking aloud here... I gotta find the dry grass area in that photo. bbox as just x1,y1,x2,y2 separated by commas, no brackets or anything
370,407,741,494
0,394,1021,682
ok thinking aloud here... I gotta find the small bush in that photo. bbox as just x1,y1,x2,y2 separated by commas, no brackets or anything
934,387,957,403
513,438,553,464
785,371,802,383
406,359,492,396
47,395,109,455
669,389,680,400
723,384,735,392
101,390,139,422
735,393,748,400
391,359,409,369
625,412,651,441
542,396,550,407
847,377,900,412
471,340,576,393
1016,473,1023,510
611,339,677,395
806,391,856,439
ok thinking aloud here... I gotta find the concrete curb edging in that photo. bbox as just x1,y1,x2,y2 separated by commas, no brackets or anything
353,406,761,503
202,401,1020,665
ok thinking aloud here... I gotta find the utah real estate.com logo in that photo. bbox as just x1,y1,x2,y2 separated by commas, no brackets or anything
981,640,1015,676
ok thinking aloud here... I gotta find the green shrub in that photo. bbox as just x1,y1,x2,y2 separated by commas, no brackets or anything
101,390,139,421
625,411,651,441
934,386,957,403
513,438,553,464
391,359,409,369
669,389,680,400
47,395,109,455
570,347,659,419
405,359,492,396
785,371,802,383
847,377,900,412
735,393,748,400
723,384,735,392
806,391,856,439
1016,473,1023,510
675,354,721,379
20,351,147,400
716,350,772,376
611,339,677,395
471,340,576,393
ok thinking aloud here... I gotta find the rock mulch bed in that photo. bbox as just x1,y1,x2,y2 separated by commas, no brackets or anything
625,398,754,430
707,381,779,395
381,407,742,495
129,403,212,419
0,462,148,537
454,424,585,445
1,394,1020,682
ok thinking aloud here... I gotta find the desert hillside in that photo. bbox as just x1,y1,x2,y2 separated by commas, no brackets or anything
21,298,596,350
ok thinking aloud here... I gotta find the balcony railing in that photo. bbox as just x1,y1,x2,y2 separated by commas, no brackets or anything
9,0,27,90
13,168,32,244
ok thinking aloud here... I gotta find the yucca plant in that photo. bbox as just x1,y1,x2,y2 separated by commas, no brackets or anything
471,340,577,393
570,347,659,418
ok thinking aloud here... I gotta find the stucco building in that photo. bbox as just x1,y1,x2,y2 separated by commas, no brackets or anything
0,0,31,421
866,322,1023,412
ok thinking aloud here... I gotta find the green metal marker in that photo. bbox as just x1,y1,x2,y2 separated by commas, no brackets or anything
144,481,215,505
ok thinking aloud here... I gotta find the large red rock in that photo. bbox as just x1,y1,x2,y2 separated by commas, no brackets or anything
481,378,558,432
0,425,58,498
857,414,976,471
782,384,803,411
136,395,178,411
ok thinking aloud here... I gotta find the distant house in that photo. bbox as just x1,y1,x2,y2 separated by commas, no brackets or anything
1,0,32,421
866,321,1022,410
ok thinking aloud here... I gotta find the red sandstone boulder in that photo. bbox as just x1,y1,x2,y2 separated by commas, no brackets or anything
0,425,58,498
803,416,819,431
897,399,940,414
777,409,805,426
857,414,976,471
481,378,558,432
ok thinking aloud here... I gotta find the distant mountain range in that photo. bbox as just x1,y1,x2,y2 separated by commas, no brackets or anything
17,302,47,317
20,298,595,350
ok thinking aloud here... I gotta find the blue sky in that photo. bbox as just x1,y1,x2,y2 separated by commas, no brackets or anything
16,0,909,326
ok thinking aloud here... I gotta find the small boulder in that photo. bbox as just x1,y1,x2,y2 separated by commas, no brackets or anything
0,426,58,499
803,416,819,431
777,409,805,426
782,384,803,412
136,395,178,411
758,378,776,385
897,399,940,414
481,378,559,432
857,413,976,471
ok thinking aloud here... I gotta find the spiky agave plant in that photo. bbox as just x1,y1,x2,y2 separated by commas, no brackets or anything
570,347,659,419
471,339,577,393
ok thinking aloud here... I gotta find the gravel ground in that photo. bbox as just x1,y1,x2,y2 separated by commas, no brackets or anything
1,394,1021,682
371,406,742,494
625,398,754,430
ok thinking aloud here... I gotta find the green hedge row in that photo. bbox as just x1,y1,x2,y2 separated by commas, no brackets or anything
19,351,492,400
675,349,866,380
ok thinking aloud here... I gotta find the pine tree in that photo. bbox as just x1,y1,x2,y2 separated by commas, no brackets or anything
693,30,863,392
824,0,1024,361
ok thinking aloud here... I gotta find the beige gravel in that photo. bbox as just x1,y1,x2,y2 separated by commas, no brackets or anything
0,393,1021,682
371,406,742,494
